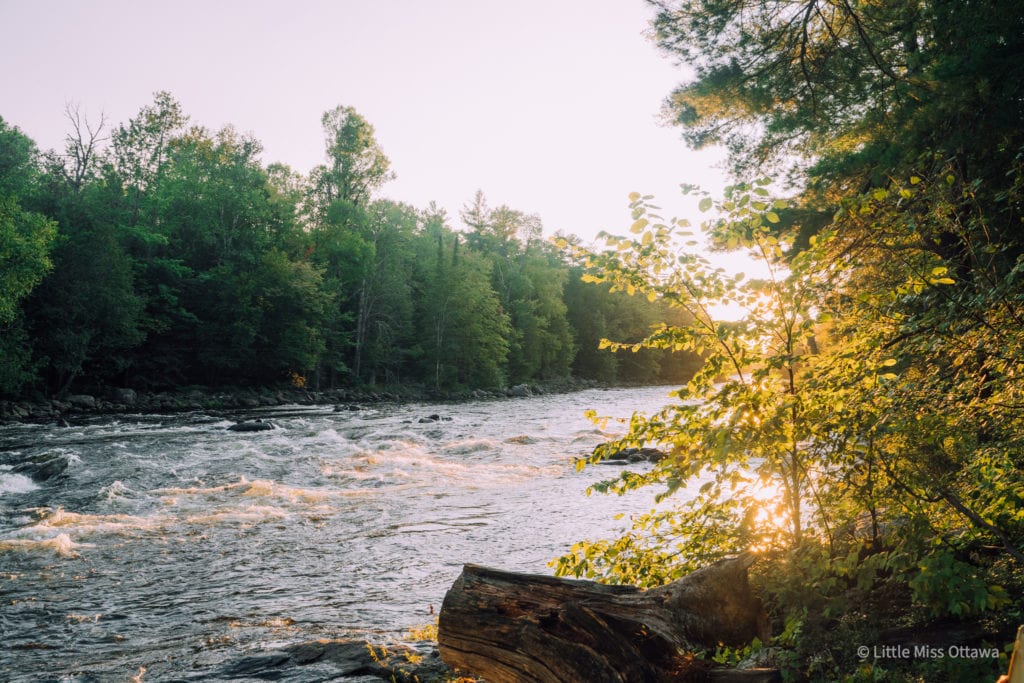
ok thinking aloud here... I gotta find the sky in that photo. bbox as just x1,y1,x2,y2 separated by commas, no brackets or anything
0,0,732,247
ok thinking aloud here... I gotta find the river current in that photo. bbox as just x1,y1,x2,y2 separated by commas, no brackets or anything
0,386,681,681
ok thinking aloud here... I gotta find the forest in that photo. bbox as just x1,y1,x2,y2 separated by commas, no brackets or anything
0,94,698,400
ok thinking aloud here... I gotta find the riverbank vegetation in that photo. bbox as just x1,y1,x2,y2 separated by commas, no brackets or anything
0,97,700,401
555,0,1024,680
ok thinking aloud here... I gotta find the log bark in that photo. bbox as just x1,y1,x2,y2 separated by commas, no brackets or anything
438,554,770,682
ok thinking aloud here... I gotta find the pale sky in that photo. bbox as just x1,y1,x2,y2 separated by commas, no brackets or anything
1,0,732,247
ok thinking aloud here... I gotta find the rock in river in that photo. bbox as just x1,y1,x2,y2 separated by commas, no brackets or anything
597,446,668,464
216,638,453,681
12,452,70,481
227,419,276,432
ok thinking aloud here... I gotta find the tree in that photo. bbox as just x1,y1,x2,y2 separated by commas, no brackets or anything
0,118,56,325
650,0,1024,190
461,194,575,383
303,104,399,387
46,104,107,194
555,179,1022,679
106,93,194,387
5,107,144,395
558,186,818,564
350,200,418,385
414,206,511,390
144,124,325,386
308,198,372,388
638,0,1024,576
110,91,188,229
0,118,56,396
251,248,327,381
25,183,143,394
310,105,394,213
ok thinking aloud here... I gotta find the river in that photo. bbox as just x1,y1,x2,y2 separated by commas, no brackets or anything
0,386,682,681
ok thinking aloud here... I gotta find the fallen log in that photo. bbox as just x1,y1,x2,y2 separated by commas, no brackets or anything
438,554,771,682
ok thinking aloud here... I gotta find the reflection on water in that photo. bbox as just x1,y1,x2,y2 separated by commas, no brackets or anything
0,386,678,681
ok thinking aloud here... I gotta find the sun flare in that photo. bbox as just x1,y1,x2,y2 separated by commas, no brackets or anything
747,479,792,552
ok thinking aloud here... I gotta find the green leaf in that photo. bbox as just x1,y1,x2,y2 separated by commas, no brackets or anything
766,211,780,224
698,197,713,212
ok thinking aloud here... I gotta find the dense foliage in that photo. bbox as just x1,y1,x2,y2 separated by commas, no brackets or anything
0,96,700,399
553,0,1024,679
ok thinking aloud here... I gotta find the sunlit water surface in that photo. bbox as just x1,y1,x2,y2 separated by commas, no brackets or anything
0,386,682,681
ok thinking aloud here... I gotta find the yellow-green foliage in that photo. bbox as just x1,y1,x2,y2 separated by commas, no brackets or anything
554,176,1024,679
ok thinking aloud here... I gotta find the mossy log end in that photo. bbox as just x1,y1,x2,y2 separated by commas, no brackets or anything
437,554,770,682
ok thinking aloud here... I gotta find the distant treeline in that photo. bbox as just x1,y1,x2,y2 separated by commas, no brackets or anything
0,93,699,398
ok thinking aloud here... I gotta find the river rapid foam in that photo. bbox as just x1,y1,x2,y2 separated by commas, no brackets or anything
0,386,678,681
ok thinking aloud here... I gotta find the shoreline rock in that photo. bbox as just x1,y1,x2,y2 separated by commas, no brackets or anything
0,377,607,426
215,638,464,682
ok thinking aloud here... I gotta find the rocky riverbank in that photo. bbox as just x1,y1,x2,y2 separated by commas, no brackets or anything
212,638,466,682
0,377,605,424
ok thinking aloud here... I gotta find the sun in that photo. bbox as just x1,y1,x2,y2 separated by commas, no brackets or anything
746,478,792,552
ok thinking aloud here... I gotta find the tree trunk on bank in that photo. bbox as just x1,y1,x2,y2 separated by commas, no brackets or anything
438,554,771,682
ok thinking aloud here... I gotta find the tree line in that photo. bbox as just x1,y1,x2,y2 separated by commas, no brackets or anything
0,94,699,399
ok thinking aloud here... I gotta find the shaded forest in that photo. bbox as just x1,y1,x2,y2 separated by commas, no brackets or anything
0,95,699,400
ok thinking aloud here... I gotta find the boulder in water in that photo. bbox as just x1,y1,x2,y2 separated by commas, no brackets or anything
227,419,275,432
597,446,668,464
12,453,70,482
506,384,532,398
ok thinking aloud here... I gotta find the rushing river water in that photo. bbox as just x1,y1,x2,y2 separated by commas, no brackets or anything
0,386,682,681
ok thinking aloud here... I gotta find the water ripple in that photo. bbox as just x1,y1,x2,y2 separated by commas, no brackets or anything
0,386,677,680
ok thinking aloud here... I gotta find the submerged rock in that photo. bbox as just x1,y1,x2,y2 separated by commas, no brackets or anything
227,419,276,432
12,453,70,482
